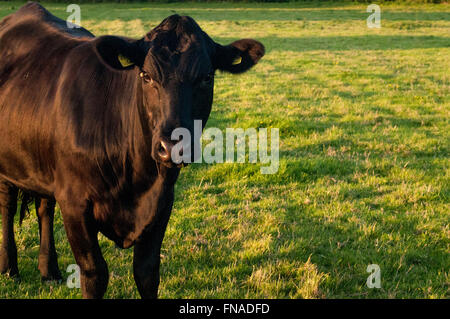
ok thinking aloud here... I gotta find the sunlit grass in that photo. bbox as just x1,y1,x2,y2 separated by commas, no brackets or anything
0,1,448,299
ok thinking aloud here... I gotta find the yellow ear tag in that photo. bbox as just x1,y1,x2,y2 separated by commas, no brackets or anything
118,54,134,67
232,55,242,65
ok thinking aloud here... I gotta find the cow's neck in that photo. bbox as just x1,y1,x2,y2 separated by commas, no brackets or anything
118,76,180,247
122,165,179,248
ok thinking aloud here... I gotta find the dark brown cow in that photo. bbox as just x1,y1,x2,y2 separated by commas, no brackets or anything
0,2,264,298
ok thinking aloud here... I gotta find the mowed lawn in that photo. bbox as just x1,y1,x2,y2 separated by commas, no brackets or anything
0,1,448,299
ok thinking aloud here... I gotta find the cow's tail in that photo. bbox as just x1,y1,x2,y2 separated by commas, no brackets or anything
18,190,32,226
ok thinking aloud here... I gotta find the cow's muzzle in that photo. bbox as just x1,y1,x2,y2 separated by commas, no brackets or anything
154,138,187,168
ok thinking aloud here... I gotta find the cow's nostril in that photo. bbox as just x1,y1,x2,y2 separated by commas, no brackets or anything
157,140,171,161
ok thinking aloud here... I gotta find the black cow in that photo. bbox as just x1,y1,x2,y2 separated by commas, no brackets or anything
0,2,94,282
0,3,264,298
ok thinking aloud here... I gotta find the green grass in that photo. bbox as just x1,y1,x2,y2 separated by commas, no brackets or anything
0,1,449,299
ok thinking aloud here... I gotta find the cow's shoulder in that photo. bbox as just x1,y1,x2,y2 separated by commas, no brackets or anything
14,2,48,19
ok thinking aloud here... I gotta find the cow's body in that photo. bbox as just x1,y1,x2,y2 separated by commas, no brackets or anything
1,8,142,247
0,2,94,281
0,2,264,298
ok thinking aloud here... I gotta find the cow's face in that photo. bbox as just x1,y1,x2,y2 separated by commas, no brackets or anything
93,15,264,167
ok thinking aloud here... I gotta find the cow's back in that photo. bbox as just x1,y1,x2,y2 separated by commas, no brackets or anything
11,2,94,38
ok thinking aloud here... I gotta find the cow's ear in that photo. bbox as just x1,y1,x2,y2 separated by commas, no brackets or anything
214,39,265,74
93,36,147,70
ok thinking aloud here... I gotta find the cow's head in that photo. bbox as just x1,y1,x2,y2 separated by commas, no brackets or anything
93,15,264,167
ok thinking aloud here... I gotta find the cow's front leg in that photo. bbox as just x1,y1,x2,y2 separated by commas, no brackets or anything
133,201,173,299
0,184,19,277
60,201,108,298
36,198,62,281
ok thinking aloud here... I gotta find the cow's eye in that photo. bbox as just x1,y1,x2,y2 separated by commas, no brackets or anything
139,72,154,85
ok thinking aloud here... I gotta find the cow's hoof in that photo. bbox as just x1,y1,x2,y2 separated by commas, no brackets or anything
40,268,63,282
41,273,63,283
0,258,19,278
0,266,19,278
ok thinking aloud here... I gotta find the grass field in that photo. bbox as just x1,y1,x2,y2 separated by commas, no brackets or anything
0,1,448,299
